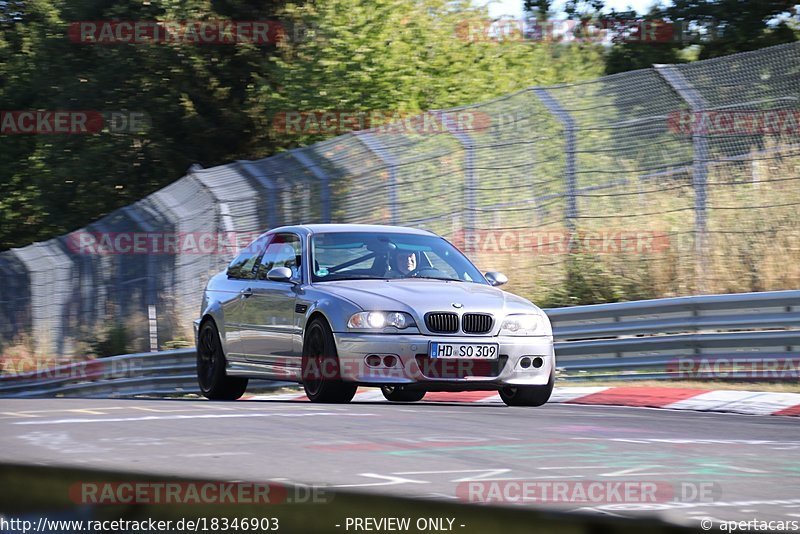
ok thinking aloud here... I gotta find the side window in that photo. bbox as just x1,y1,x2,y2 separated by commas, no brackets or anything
257,233,302,281
227,236,269,280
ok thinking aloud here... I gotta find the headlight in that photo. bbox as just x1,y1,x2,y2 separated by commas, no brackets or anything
499,313,547,336
347,311,416,330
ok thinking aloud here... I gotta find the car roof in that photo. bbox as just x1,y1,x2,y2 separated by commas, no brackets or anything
270,224,438,236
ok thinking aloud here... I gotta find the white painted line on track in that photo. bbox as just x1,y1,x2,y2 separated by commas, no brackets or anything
12,411,378,425
330,473,430,488
180,452,253,458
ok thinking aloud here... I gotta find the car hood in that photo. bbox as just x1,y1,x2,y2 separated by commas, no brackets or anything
316,279,539,317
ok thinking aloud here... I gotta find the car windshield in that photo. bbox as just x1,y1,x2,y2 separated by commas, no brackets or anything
310,231,487,284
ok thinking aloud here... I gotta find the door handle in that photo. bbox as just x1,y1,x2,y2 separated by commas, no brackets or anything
241,288,253,298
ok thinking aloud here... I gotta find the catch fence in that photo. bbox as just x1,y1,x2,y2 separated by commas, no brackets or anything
1,42,798,358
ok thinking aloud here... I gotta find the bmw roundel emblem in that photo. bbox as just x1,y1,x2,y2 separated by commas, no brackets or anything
452,302,463,308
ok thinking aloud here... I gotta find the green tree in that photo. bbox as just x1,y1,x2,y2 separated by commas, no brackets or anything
665,0,798,60
0,0,282,249
260,0,604,148
601,0,798,73
1,0,605,249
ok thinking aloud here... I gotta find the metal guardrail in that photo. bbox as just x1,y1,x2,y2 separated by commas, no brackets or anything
0,349,290,398
0,290,797,396
550,290,800,381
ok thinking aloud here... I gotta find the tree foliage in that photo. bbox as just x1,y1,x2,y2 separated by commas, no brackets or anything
0,0,605,250
602,0,798,74
2,0,795,250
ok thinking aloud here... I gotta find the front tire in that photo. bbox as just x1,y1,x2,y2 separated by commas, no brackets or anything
381,385,426,402
197,320,248,400
301,318,358,403
499,369,554,407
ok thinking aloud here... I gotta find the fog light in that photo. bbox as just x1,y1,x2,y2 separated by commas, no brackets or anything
519,357,531,369
532,357,544,368
383,355,397,368
366,355,381,367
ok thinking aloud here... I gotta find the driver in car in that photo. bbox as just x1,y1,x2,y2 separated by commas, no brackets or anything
387,249,417,277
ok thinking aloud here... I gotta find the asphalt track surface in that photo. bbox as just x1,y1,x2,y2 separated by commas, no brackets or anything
1,394,798,528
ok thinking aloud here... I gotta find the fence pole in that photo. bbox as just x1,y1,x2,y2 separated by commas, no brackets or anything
238,161,279,228
442,111,476,251
533,88,577,235
353,131,398,225
655,64,709,293
291,149,331,223
122,205,159,349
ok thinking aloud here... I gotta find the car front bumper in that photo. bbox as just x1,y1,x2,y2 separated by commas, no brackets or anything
332,332,554,388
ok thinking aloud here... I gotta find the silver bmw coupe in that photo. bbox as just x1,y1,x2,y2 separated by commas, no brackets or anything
195,224,555,406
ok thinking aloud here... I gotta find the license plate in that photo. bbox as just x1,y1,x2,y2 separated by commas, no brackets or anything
429,342,499,360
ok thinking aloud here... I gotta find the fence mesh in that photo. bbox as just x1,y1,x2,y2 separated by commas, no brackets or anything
1,42,799,359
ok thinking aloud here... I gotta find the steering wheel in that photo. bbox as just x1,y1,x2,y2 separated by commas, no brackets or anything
409,267,444,278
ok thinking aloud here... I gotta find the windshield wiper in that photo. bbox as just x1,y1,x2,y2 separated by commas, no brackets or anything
408,276,464,282
318,275,389,281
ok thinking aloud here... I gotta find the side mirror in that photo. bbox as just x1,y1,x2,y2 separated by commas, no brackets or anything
485,271,508,287
267,266,294,283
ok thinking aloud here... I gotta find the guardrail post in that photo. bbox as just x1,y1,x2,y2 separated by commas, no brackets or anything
291,149,331,223
353,131,398,224
655,65,709,293
533,88,577,236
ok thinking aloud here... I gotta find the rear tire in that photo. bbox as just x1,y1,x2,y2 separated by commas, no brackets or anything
301,318,358,403
499,369,553,407
197,320,248,400
381,385,426,402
